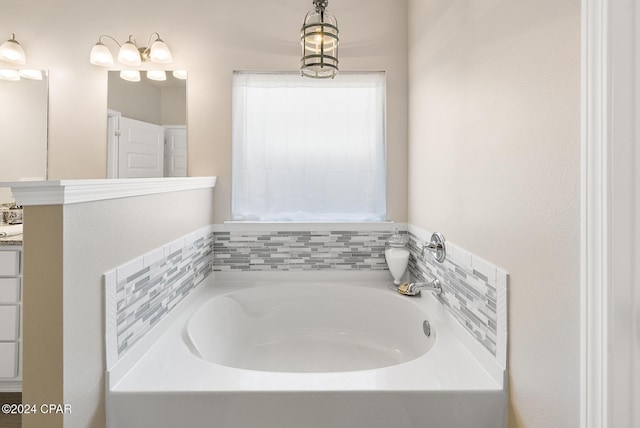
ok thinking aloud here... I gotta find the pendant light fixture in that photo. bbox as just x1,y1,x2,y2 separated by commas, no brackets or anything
300,0,339,79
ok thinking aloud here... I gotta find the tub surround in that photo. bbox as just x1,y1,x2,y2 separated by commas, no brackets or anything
109,273,505,389
107,273,506,428
407,225,508,370
105,223,507,389
104,225,215,369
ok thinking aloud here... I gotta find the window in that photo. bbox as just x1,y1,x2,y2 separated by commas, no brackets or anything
232,71,386,221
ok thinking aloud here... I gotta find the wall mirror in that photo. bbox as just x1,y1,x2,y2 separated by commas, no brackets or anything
0,70,48,183
107,70,187,178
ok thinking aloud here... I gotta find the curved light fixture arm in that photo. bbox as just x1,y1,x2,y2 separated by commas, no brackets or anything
139,32,161,61
97,34,122,48
144,32,162,49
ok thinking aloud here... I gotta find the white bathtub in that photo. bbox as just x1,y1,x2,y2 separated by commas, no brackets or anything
186,283,436,373
107,272,506,428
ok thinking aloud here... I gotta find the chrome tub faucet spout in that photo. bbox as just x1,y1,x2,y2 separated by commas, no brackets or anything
398,279,442,296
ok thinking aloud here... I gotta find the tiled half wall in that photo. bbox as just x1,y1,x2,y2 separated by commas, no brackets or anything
103,226,214,369
103,223,507,371
407,225,508,369
212,227,390,271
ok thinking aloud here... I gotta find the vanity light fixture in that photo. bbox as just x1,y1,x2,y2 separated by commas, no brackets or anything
89,32,173,67
300,0,339,79
0,33,26,65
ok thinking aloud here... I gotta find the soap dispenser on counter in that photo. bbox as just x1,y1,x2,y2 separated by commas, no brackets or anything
385,229,410,285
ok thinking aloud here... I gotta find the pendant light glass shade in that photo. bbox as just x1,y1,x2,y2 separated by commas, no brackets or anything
300,0,339,79
149,38,172,63
90,42,115,66
120,69,140,82
0,34,26,65
118,37,142,66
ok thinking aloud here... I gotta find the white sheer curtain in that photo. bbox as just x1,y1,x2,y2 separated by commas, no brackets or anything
232,71,386,221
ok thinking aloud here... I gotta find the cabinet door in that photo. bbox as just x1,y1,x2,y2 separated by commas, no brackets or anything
0,278,20,303
0,305,19,340
0,342,18,378
0,251,20,276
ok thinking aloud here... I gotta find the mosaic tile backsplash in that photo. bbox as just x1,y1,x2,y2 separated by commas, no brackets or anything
104,226,214,368
407,225,508,369
212,230,391,271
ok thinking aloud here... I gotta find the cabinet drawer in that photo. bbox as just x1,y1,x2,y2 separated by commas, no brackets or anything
0,251,20,276
0,342,18,378
0,305,19,340
0,278,20,303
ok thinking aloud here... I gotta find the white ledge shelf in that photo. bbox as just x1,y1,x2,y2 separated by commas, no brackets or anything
0,177,217,206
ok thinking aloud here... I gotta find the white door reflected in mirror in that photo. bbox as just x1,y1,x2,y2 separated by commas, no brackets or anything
107,70,187,178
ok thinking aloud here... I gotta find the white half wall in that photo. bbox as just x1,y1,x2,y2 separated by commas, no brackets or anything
18,183,215,428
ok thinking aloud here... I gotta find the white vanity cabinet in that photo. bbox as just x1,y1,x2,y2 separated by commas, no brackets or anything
0,246,22,390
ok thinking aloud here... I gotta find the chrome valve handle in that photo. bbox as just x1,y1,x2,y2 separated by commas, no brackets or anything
421,232,446,264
